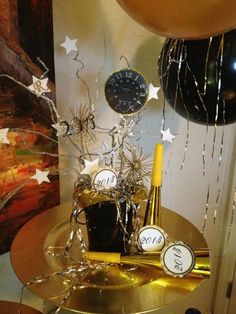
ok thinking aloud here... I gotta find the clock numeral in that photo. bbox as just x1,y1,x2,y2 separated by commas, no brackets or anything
108,78,116,86
125,71,133,78
140,92,146,97
140,83,147,89
134,75,139,81
115,73,123,79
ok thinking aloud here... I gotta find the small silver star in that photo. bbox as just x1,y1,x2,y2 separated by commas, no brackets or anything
0,128,10,144
81,159,100,175
147,83,160,101
161,128,175,143
60,36,78,54
31,169,50,185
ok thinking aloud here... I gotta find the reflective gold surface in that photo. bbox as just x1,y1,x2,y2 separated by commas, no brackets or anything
11,203,209,313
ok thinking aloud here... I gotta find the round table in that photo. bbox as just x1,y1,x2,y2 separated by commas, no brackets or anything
11,203,209,313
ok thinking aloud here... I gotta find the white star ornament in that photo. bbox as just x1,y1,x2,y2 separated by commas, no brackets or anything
161,128,175,143
31,169,50,185
60,36,78,54
81,159,100,175
147,83,160,101
28,76,51,95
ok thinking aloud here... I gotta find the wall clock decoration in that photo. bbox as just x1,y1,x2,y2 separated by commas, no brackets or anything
105,68,149,115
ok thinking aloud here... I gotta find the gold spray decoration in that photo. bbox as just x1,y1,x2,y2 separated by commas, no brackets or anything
121,145,152,184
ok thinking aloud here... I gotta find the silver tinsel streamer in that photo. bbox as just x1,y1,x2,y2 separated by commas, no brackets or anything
37,57,49,79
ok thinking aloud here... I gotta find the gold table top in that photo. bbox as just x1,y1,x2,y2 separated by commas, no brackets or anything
0,301,41,314
11,203,208,313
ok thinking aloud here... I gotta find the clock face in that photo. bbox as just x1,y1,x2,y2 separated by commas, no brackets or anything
105,68,149,115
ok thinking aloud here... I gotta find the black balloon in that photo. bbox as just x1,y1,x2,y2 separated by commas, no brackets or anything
158,29,236,125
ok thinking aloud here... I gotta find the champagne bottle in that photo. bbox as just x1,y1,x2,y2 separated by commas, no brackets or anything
84,242,210,278
137,143,168,252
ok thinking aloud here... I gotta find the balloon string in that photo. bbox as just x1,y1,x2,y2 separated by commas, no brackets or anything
176,42,190,170
185,59,209,175
202,128,207,176
161,97,166,131
212,35,224,159
158,40,168,132
213,100,225,223
180,119,190,170
200,37,212,96
213,188,220,224
202,184,210,235
99,31,107,74
159,39,186,81
225,189,236,248
95,30,107,98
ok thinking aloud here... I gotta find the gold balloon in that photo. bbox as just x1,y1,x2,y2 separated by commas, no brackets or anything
117,0,236,39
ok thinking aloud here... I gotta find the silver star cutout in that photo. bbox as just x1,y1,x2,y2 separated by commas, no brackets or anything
0,128,10,144
80,159,100,175
60,35,78,54
28,76,51,95
161,128,175,143
147,83,160,101
31,169,50,185
52,123,68,136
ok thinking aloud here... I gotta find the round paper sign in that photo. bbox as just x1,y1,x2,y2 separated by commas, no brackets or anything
137,225,167,252
160,242,196,277
93,168,118,190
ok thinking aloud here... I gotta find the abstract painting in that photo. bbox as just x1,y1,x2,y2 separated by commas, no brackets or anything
0,0,60,254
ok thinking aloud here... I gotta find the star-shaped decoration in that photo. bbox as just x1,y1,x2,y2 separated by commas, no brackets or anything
60,36,78,54
0,128,10,144
81,159,100,175
28,76,51,95
161,128,175,143
52,122,68,136
147,83,160,101
31,169,50,185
